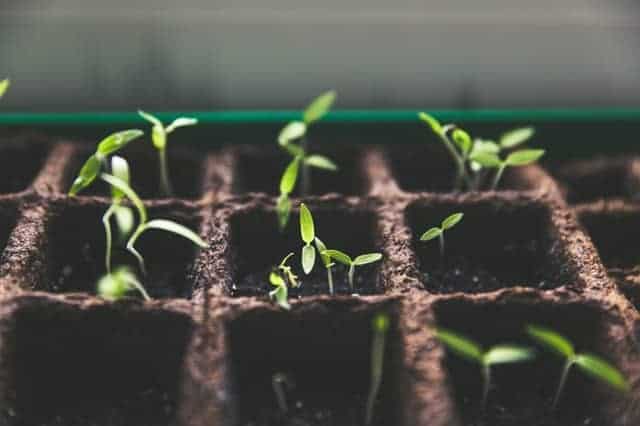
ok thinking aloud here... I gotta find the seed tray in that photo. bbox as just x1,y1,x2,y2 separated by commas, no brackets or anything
0,127,637,426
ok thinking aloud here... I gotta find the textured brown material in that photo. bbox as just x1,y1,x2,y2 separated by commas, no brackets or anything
0,138,636,425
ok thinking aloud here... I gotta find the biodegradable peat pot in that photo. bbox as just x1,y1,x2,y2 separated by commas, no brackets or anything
0,135,637,426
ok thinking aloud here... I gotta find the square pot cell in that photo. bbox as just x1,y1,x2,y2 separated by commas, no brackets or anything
385,143,536,193
228,204,383,297
434,299,621,426
44,201,202,299
0,139,50,194
0,300,193,426
550,157,638,204
406,199,572,294
230,145,368,196
225,303,404,426
65,143,205,200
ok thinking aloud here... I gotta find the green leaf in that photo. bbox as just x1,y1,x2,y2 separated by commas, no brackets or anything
151,125,167,150
166,117,198,133
299,203,315,244
469,152,502,168
575,354,628,392
314,237,331,267
505,149,545,166
110,156,130,201
302,244,316,274
280,157,300,195
138,110,163,128
269,284,290,310
452,129,472,155
0,79,9,98
373,313,390,333
436,328,483,364
69,154,102,195
500,127,535,149
420,227,442,241
277,194,292,231
99,173,148,224
304,155,338,171
113,205,135,237
303,90,336,124
323,249,352,266
278,121,307,146
142,219,208,248
96,129,144,156
526,325,575,358
418,112,443,134
270,271,285,287
441,213,463,230
484,345,535,365
353,253,383,266
471,139,500,156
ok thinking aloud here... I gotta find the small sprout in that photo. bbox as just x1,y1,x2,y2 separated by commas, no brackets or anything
299,203,316,274
272,372,294,414
269,253,299,310
68,129,145,195
365,313,390,426
100,173,207,275
470,149,545,190
436,328,535,410
276,91,338,218
499,127,535,149
526,325,628,409
139,110,198,197
97,266,150,301
322,249,382,291
420,212,463,258
314,237,335,294
0,79,9,98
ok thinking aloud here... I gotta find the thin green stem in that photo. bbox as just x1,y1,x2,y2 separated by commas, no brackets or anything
552,359,573,410
348,264,355,291
491,164,506,190
127,276,151,301
437,130,467,191
158,148,173,197
102,205,117,273
126,225,147,275
327,265,334,295
438,233,445,259
481,364,491,412
365,322,387,426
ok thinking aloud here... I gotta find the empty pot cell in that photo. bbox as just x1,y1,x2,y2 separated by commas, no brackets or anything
229,203,383,297
65,143,204,199
406,198,572,294
225,302,404,426
577,206,640,307
434,298,622,426
230,145,367,196
0,300,193,426
551,157,638,204
0,139,49,194
386,144,533,193
44,201,202,298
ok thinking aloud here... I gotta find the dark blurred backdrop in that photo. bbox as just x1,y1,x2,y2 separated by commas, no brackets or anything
2,1,640,111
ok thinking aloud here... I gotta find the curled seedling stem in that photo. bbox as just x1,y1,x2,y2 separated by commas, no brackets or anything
436,327,535,411
97,266,150,301
322,249,383,291
269,253,299,310
526,324,628,410
420,213,463,259
365,312,390,426
139,110,198,197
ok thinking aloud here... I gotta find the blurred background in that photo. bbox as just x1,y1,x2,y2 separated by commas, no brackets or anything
1,0,640,111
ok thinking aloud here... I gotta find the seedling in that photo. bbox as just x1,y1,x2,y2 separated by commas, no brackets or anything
99,173,207,275
299,203,317,274
68,129,145,195
365,312,390,426
269,253,299,310
314,237,335,295
139,110,198,197
436,328,535,410
276,91,338,226
420,213,463,258
0,79,9,99
322,249,382,291
471,149,545,190
97,266,150,301
526,324,628,409
102,156,135,272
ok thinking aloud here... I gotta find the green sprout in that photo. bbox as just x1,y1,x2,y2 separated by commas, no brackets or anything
470,148,545,190
68,129,145,195
99,173,207,275
314,237,335,295
0,79,9,98
269,253,299,310
436,328,535,410
97,266,150,301
365,312,390,426
299,203,317,274
139,110,198,197
526,325,628,409
420,213,463,258
102,156,135,272
322,249,383,291
276,91,338,227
